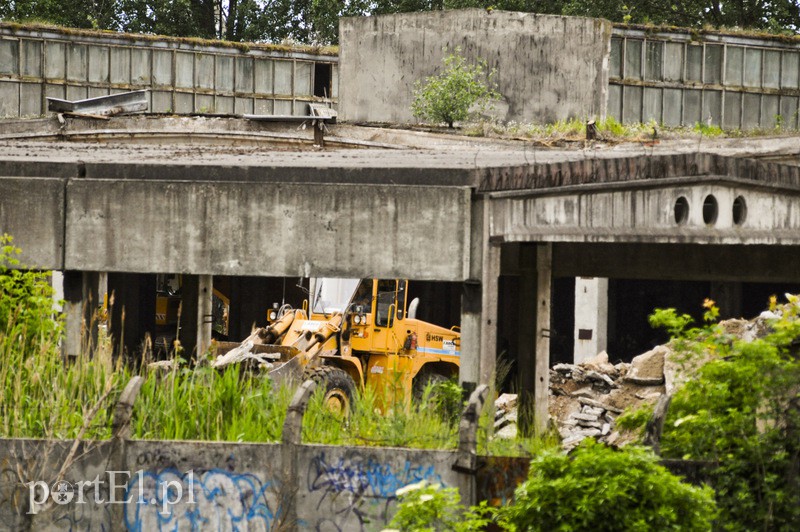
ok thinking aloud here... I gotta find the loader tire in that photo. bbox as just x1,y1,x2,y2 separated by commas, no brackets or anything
412,370,449,404
304,366,357,416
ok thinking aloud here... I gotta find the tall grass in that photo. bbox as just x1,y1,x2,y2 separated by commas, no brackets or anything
303,385,459,449
1,236,556,453
132,366,292,442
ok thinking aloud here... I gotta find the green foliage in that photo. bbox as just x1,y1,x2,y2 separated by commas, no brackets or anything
0,235,123,439
0,234,60,345
502,440,717,531
132,366,292,441
302,384,459,448
426,378,463,425
411,48,499,128
388,481,500,532
693,121,725,136
616,403,652,433
656,297,800,530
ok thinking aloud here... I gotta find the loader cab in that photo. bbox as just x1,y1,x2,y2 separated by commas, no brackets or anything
348,279,408,354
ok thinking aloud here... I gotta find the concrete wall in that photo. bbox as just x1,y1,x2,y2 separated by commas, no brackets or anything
0,177,64,269
0,23,337,118
610,26,800,129
0,383,495,531
339,10,611,124
0,438,464,531
0,173,472,281
64,180,471,281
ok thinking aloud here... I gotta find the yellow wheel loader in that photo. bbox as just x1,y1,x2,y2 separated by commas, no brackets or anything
213,279,460,409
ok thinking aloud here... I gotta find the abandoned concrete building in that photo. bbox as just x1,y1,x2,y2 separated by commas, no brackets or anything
4,8,800,530
3,8,800,432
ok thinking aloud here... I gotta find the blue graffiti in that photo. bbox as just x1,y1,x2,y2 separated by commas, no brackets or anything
124,468,278,531
308,452,441,499
307,452,443,530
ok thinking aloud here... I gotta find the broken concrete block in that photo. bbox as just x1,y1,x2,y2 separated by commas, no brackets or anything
578,396,623,414
570,412,599,422
585,370,617,387
581,405,604,416
625,345,668,384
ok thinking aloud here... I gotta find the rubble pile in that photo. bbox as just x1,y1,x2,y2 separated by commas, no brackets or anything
492,348,670,450
492,308,784,450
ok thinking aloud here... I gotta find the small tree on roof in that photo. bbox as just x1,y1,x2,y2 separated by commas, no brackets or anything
411,47,499,128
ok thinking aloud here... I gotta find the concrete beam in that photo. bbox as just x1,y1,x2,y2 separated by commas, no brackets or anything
64,180,472,281
0,177,64,269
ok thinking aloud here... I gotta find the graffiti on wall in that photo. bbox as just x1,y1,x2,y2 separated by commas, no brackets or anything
305,451,442,531
124,468,279,531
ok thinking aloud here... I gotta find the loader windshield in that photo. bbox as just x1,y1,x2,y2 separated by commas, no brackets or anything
311,278,360,315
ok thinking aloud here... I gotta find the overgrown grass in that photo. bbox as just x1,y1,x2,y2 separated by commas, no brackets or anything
132,366,292,442
463,116,797,142
303,384,459,449
1,236,554,453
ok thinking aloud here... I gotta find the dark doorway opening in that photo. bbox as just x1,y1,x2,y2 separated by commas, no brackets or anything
314,63,332,98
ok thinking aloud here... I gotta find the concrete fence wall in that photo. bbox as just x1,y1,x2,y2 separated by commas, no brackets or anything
0,23,338,118
610,27,800,129
0,382,517,531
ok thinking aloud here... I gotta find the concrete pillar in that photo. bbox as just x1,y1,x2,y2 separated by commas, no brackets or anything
459,281,482,389
517,245,537,435
51,271,64,313
460,196,486,390
479,242,501,386
62,271,100,358
198,274,213,356
573,277,608,364
534,243,552,435
179,275,199,358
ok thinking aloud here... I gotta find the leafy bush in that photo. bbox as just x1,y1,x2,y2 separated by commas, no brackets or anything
503,440,716,531
0,234,60,345
411,47,499,128
652,297,800,530
388,481,497,532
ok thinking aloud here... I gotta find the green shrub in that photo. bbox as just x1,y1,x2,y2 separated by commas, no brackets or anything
0,234,60,345
502,440,716,531
411,47,499,128
388,481,497,532
654,297,800,530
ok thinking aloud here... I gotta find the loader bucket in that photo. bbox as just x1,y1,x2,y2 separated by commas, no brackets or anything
267,355,306,387
213,341,310,387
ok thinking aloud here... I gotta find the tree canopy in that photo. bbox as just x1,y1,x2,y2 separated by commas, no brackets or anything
1,0,799,45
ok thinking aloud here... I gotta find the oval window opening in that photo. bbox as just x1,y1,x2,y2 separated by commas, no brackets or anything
703,194,718,225
733,196,747,225
674,196,689,225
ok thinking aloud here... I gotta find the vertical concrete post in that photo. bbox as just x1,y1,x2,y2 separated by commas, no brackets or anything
198,275,213,356
535,244,552,435
479,242,500,386
62,271,100,358
517,245,537,435
460,197,485,390
573,277,608,364
453,384,489,505
281,379,317,529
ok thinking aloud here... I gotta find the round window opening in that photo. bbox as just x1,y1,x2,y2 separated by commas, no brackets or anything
703,194,718,225
733,196,747,225
674,196,689,225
